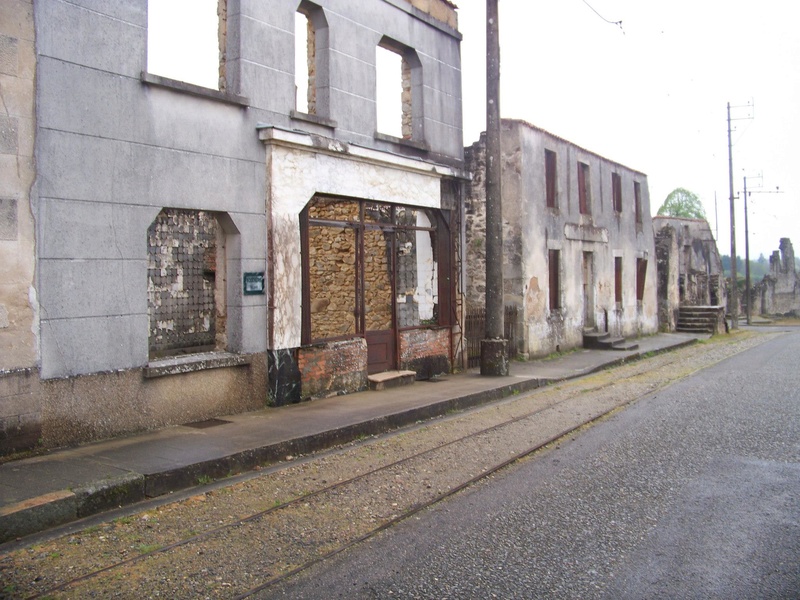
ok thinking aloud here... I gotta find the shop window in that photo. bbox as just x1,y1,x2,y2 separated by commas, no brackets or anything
147,209,226,358
549,249,561,311
612,172,623,213
578,161,591,215
301,198,446,344
147,0,225,90
545,149,558,209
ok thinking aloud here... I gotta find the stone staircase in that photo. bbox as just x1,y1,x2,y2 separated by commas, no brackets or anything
582,330,639,351
676,305,726,334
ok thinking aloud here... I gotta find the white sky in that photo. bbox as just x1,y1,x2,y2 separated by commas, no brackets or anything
459,0,799,260
148,0,799,259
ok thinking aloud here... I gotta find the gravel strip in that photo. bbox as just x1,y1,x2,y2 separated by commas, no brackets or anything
0,331,777,599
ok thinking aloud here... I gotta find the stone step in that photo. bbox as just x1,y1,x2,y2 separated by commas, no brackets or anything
367,370,416,391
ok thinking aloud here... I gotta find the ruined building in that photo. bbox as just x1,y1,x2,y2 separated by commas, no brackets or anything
652,217,727,332
0,0,466,454
757,238,800,316
465,120,658,358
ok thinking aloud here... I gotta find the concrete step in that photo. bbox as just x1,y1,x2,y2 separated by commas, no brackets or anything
610,340,639,351
368,370,416,391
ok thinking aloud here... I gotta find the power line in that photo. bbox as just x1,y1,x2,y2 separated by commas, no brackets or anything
580,0,624,32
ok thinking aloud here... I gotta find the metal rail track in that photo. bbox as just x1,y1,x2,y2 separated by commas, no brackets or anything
25,387,624,599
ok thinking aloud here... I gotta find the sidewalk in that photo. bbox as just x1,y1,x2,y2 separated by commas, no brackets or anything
0,332,702,544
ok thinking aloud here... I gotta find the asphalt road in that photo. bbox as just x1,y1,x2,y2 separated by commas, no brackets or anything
267,329,800,599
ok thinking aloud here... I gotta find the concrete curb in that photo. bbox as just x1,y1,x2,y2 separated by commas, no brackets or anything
0,337,697,544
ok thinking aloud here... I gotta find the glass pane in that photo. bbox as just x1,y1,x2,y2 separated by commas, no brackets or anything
309,225,356,339
309,197,360,222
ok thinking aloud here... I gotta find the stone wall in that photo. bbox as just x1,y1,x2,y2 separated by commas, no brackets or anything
652,216,726,313
0,0,39,452
758,238,800,316
655,224,680,331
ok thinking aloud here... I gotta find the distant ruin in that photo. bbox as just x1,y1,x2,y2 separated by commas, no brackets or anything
757,238,799,317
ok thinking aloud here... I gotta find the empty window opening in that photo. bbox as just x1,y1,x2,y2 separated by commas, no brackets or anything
612,172,623,213
636,258,648,303
295,11,314,114
147,209,226,359
545,149,558,209
548,249,561,311
615,256,623,304
376,39,422,141
147,0,225,90
302,198,444,344
376,46,404,138
578,162,591,215
634,181,643,224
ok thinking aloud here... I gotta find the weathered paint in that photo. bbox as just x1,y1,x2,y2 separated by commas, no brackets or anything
466,120,659,358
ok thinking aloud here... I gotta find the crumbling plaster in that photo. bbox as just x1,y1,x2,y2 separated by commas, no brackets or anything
262,129,452,350
466,120,658,358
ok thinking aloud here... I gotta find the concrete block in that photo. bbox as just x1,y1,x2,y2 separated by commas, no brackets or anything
36,129,264,215
36,0,145,77
238,0,294,32
74,472,146,518
56,0,147,27
38,258,147,320
0,490,76,543
39,199,156,260
238,58,295,114
238,304,268,354
227,212,267,261
329,48,375,101
39,314,149,379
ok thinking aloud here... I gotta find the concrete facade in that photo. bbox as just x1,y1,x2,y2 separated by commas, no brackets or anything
465,120,658,358
757,238,800,317
652,217,727,330
1,0,465,453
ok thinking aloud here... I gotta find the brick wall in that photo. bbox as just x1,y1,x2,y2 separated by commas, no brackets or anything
399,327,450,379
298,338,368,400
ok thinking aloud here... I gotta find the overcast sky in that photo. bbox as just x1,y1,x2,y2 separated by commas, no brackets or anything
458,0,799,260
149,0,799,260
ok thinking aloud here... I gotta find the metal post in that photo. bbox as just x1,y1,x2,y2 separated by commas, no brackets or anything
480,0,508,376
727,102,738,329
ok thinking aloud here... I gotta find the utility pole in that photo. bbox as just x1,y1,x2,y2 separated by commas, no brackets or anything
726,100,754,330
727,102,738,330
481,0,508,376
743,175,750,325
